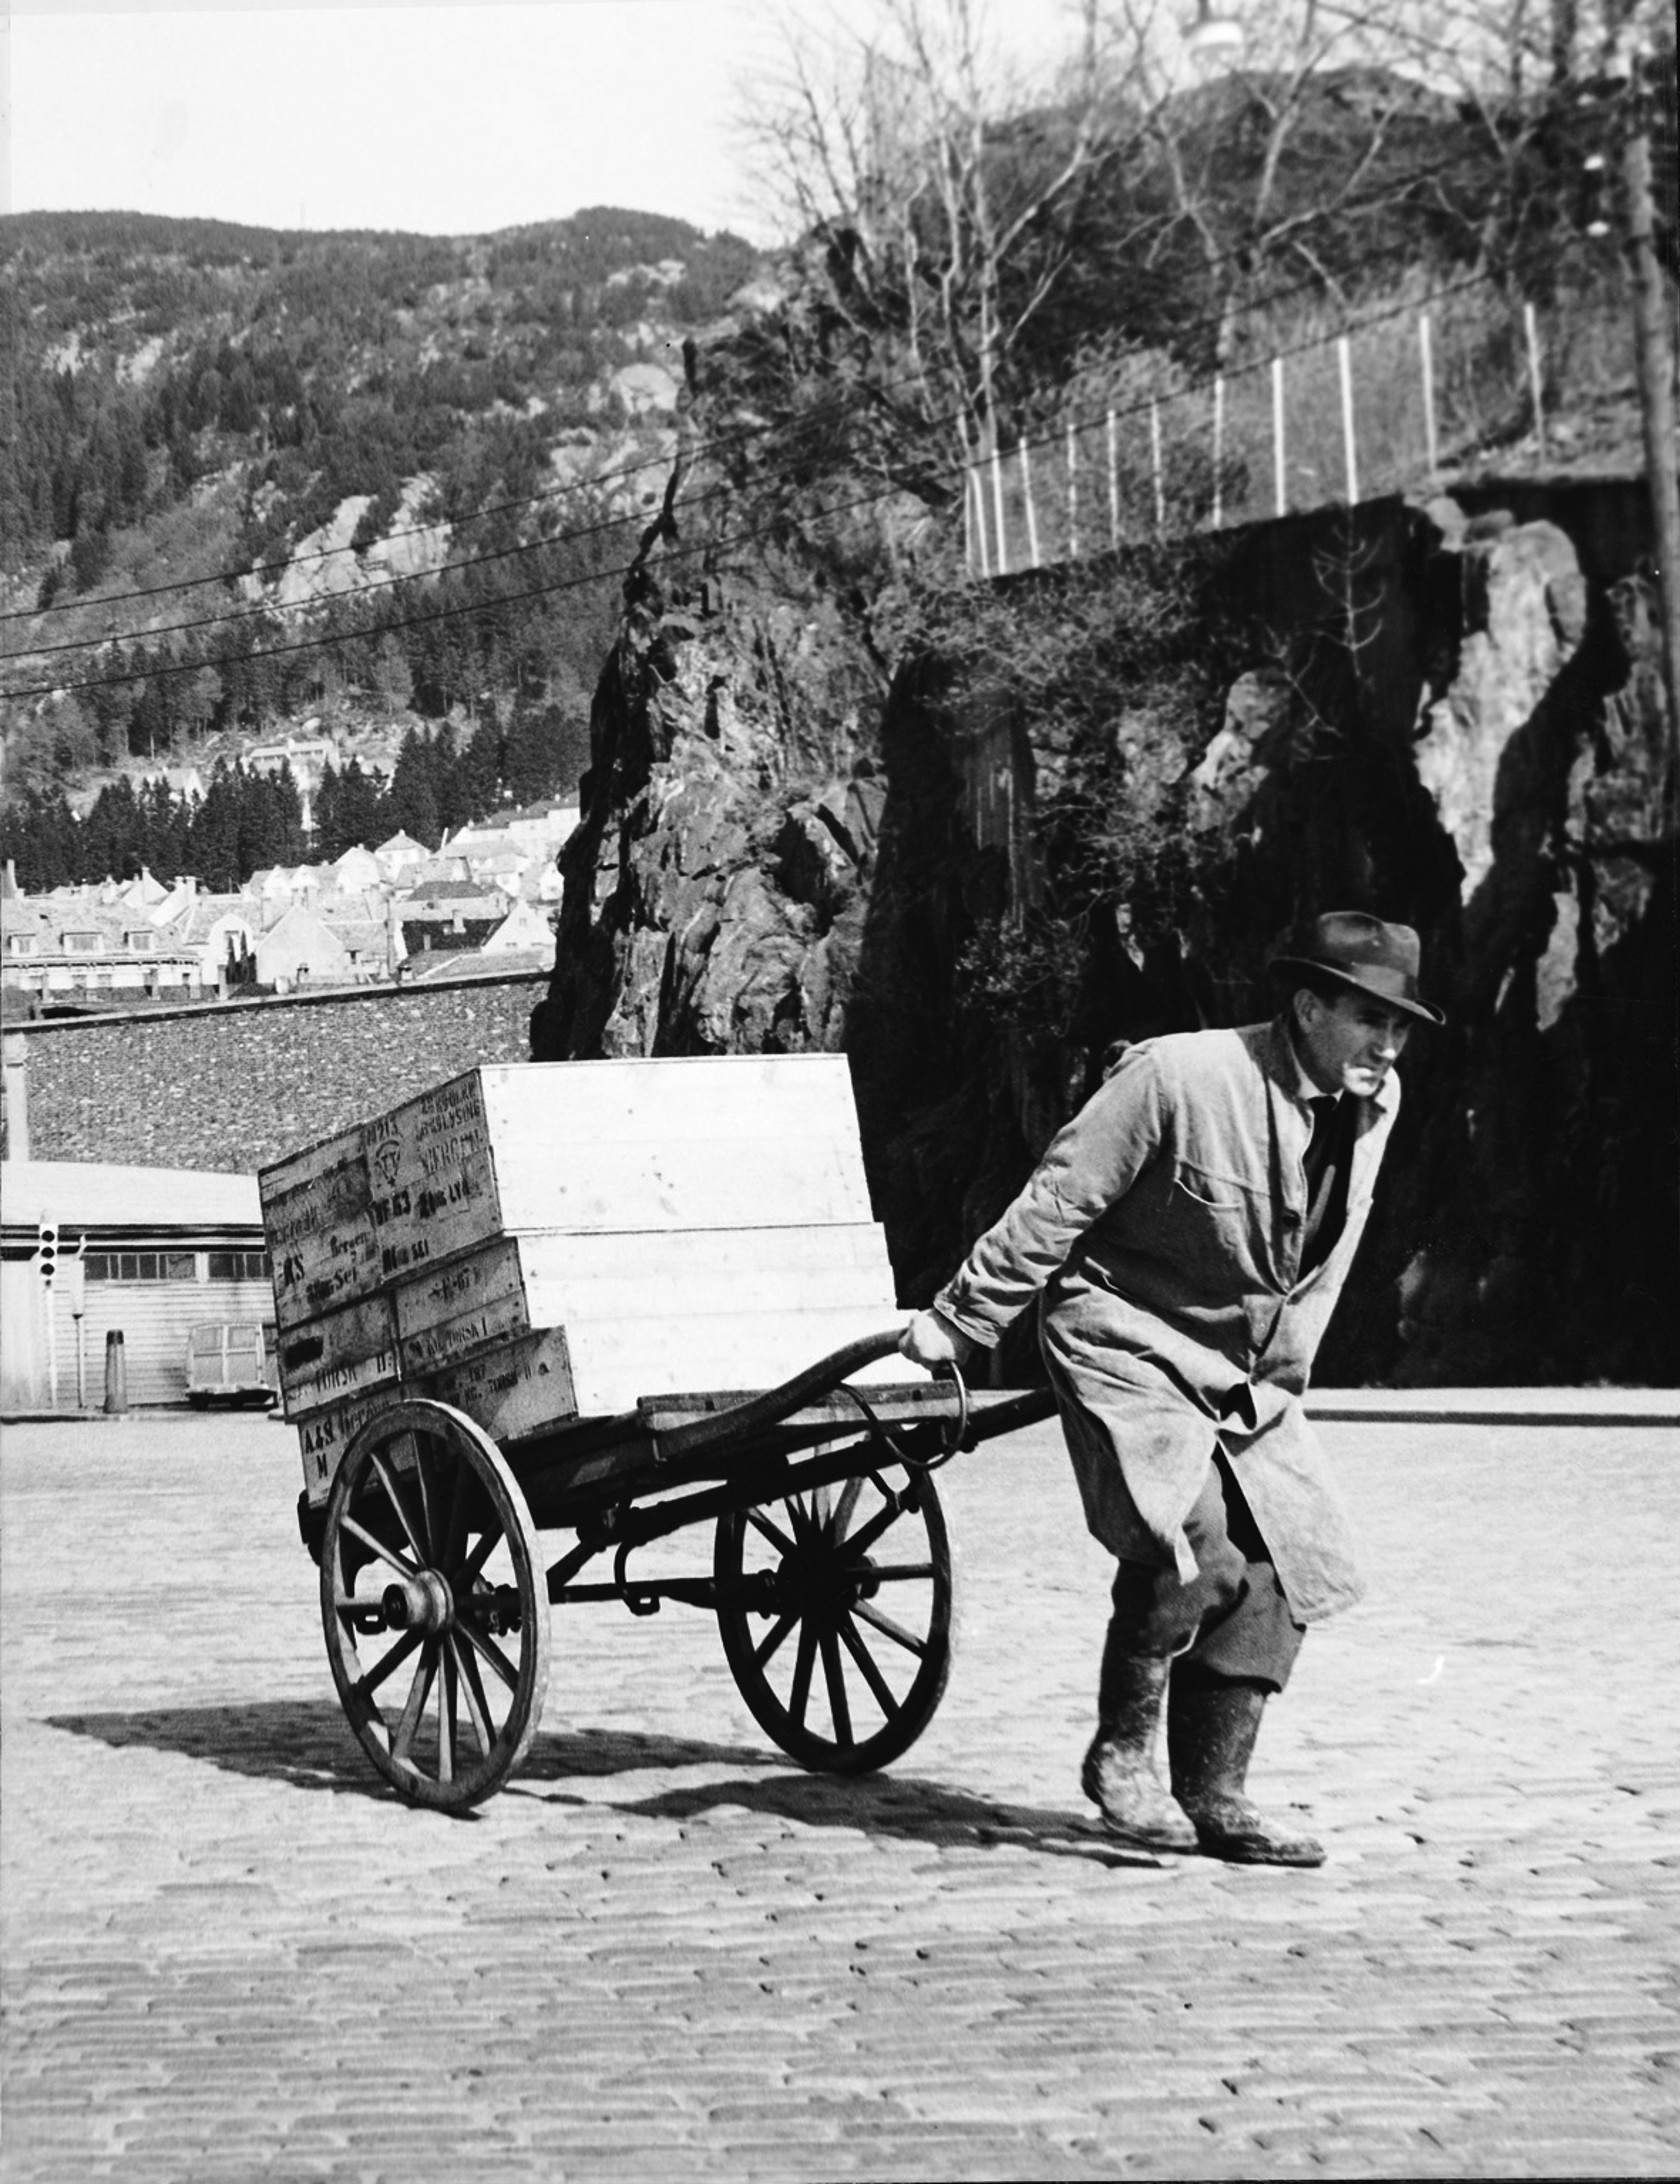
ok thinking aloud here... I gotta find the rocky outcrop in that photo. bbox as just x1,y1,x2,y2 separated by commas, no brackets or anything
532,558,891,1067
537,469,1675,1387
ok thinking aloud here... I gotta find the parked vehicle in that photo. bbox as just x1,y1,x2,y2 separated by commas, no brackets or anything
186,1323,277,1409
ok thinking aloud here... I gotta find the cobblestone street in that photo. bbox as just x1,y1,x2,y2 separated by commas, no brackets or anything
3,1406,1677,2180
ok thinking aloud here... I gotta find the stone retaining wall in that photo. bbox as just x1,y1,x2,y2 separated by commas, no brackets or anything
7,972,548,1173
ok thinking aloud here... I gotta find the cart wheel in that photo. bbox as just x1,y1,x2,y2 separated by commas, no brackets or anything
715,1465,955,1773
319,1399,551,1812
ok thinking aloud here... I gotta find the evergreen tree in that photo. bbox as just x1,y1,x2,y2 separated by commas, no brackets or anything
80,777,145,880
0,788,78,890
456,712,503,822
187,759,243,889
390,728,442,849
334,758,389,857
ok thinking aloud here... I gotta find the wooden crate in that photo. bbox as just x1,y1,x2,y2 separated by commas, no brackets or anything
260,1057,904,1504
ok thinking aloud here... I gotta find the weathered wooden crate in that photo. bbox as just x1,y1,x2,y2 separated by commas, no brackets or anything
260,1057,903,1503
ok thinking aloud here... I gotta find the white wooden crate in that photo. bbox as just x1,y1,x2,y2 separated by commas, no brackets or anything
261,1057,904,1503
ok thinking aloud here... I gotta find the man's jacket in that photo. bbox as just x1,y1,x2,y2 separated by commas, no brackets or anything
934,1019,1398,1620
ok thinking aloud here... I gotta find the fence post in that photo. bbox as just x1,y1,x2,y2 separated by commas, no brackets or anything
1420,312,1438,482
1523,301,1547,461
1020,440,1041,570
1106,407,1119,550
1066,418,1079,562
989,438,1009,578
1212,375,1225,528
1272,356,1286,516
103,1330,128,1415
1150,400,1165,533
960,435,974,576
1338,336,1359,506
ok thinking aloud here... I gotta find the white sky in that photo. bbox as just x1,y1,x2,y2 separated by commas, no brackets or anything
2,0,1085,242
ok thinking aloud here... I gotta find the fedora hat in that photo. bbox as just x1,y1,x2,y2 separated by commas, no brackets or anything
1269,910,1444,1025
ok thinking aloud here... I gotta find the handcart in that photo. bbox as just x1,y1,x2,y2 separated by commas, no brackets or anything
262,1054,1055,1813
298,1330,1054,1812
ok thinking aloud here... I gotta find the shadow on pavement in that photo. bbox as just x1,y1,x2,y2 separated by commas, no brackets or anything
47,1698,390,1796
43,1701,785,1804
517,1764,1158,1870
42,1703,1152,1864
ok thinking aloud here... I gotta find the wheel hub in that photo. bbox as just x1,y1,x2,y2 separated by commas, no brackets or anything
783,1551,876,1618
381,1569,454,1634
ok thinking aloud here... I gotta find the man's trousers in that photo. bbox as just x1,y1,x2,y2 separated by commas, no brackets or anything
1100,1449,1307,1698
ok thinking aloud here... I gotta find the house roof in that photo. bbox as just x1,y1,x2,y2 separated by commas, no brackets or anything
259,905,350,954
400,878,509,911
165,898,258,945
1,1159,262,1234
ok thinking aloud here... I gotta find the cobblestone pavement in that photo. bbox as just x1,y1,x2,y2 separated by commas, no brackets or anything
2,1407,1677,2180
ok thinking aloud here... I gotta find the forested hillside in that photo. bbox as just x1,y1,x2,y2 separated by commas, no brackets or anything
0,206,758,848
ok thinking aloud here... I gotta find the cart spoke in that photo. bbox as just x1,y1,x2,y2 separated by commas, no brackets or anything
836,1610,899,1719
455,1520,506,1591
844,1495,909,1561
410,1437,437,1557
753,1610,797,1670
450,1635,495,1759
370,1451,425,1564
391,1647,437,1765
339,1514,421,1582
349,1623,423,1698
829,1475,864,1544
442,1446,471,1569
860,1560,935,1584
456,1614,520,1695
852,1597,928,1658
746,1507,796,1557
437,1647,456,1785
787,1617,818,1728
818,1627,853,1746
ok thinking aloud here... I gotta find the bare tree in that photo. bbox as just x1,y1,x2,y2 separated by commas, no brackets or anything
737,0,1154,460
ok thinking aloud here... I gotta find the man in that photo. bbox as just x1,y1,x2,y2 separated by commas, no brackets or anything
900,911,1442,1867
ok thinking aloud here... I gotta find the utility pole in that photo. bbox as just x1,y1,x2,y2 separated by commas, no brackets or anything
1619,49,1680,828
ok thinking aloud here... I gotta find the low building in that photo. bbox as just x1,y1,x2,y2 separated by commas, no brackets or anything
373,830,430,884
331,845,383,893
397,878,511,958
0,1160,272,1409
254,904,352,990
481,897,555,960
1,892,210,1007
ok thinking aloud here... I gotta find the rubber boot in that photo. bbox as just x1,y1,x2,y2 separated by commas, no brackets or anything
1080,1652,1198,1853
1166,1669,1326,1867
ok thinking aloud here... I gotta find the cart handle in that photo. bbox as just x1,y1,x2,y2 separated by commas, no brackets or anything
654,1326,929,1464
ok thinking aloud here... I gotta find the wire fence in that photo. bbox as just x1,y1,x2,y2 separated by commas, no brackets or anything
962,276,1651,577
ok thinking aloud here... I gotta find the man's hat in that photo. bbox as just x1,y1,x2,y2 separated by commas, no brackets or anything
1269,910,1444,1025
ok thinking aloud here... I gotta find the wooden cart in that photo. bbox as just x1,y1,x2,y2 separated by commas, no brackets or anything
262,1056,1053,1812
297,1333,1052,1811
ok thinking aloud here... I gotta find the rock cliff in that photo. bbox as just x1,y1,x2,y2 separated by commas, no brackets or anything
535,321,1674,1387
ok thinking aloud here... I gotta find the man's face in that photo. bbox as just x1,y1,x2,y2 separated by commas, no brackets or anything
1295,988,1412,1097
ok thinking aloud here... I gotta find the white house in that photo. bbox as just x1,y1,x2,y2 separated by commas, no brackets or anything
331,844,383,893
480,897,554,959
254,905,351,990
373,831,430,884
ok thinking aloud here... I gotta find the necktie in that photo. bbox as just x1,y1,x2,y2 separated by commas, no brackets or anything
1303,1096,1338,1197
1301,1096,1343,1271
